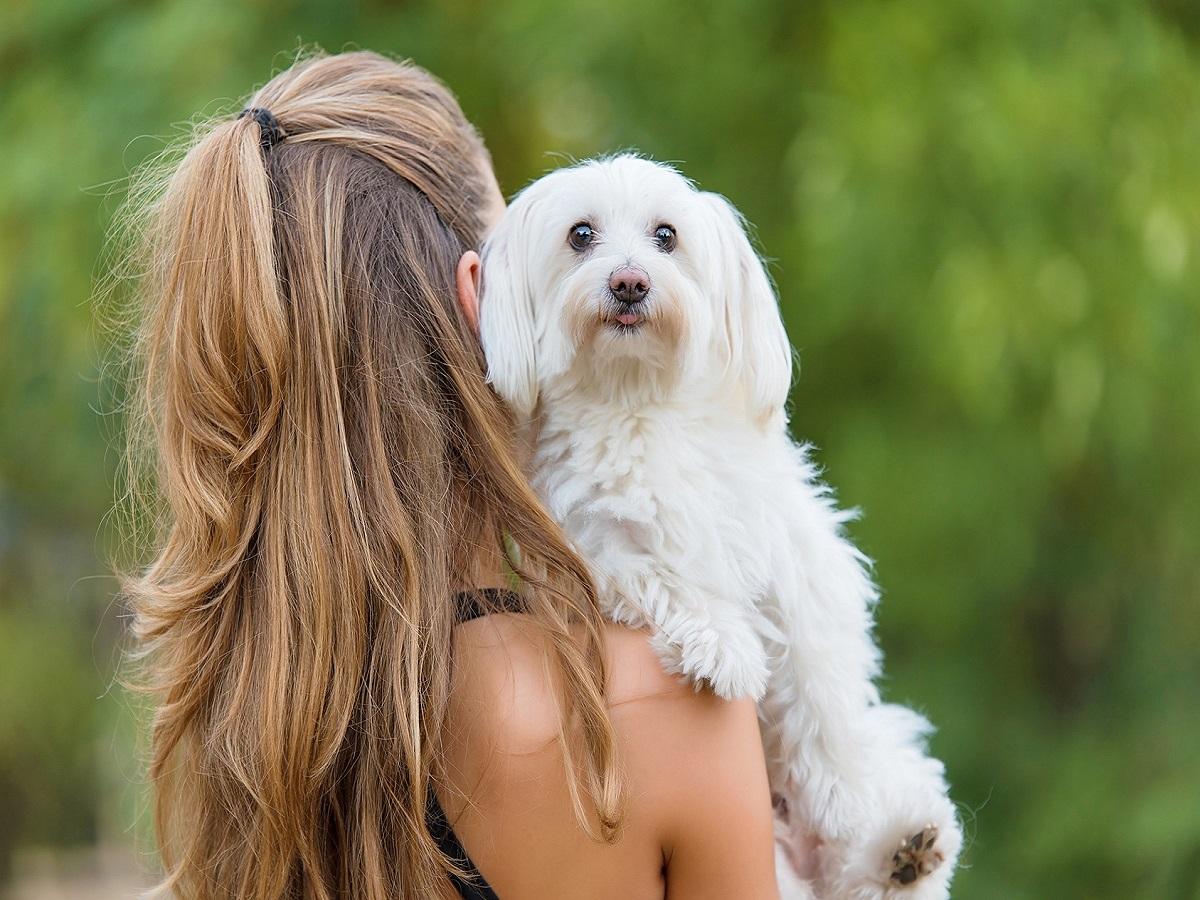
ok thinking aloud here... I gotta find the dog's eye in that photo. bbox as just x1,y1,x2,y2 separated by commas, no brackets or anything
654,224,677,253
568,223,595,251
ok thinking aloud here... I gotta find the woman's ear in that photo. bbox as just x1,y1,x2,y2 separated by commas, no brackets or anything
479,197,540,418
456,250,482,335
701,192,794,426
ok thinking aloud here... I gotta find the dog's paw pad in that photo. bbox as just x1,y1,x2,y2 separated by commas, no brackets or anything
889,824,944,886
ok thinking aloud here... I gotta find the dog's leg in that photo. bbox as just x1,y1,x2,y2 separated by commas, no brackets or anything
650,595,770,700
758,457,961,899
763,627,962,900
810,704,962,900
603,569,771,701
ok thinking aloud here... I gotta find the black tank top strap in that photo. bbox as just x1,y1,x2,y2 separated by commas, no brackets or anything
429,588,523,899
453,587,526,624
427,788,499,900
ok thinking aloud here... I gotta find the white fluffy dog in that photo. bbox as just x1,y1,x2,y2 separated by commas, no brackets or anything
480,154,962,899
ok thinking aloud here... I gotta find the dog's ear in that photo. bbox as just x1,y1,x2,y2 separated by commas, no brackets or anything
480,196,540,418
700,191,793,424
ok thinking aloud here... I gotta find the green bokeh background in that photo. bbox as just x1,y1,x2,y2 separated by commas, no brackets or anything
1,1,1197,897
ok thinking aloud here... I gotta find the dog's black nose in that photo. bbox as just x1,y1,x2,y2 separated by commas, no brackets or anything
609,266,650,305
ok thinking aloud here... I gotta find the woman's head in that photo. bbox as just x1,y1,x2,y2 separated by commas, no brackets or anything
120,51,618,898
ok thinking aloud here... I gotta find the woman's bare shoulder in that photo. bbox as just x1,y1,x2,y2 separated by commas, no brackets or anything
447,613,564,753
445,614,780,898
448,615,691,744
446,613,767,788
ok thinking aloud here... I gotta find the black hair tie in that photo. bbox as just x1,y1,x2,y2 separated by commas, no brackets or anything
237,107,286,151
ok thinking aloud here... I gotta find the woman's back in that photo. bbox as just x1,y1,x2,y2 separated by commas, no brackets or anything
440,614,781,899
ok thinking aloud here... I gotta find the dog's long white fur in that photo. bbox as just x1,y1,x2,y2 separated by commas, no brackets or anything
480,155,962,899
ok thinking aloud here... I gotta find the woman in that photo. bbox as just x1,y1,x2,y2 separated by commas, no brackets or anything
122,51,782,898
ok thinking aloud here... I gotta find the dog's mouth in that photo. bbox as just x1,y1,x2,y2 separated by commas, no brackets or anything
603,299,649,331
614,310,643,327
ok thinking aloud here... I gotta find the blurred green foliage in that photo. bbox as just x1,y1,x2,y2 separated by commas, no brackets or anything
1,0,1197,897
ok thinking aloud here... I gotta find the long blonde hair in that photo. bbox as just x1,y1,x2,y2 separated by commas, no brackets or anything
118,51,619,898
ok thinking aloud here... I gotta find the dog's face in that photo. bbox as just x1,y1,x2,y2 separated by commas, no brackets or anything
481,155,792,422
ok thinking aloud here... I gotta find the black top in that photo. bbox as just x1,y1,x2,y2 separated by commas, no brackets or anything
428,588,524,900
427,789,497,900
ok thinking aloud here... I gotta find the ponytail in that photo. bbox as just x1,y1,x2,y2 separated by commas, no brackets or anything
140,114,285,572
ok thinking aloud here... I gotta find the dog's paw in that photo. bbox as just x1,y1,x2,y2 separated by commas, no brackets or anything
651,622,769,700
890,824,944,887
705,640,770,700
818,808,959,900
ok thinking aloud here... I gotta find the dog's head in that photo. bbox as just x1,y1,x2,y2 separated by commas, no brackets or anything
480,154,792,422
